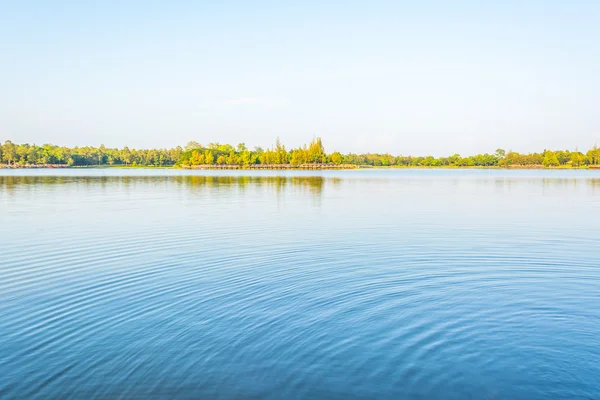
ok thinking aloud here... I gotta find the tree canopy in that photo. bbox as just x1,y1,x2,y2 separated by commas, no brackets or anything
2,139,600,168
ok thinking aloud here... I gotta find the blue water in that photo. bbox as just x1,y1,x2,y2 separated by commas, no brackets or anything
1,169,599,399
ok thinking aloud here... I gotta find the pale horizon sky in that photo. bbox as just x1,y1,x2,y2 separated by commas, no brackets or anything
1,1,599,156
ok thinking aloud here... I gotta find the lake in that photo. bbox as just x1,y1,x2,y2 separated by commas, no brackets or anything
1,169,599,399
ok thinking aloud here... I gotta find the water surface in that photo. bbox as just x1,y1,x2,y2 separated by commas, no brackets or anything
1,169,599,399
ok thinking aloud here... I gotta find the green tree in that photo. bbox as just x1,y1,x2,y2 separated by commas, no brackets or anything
16,144,29,164
120,146,132,165
570,148,585,168
190,150,204,165
239,150,252,166
307,137,325,163
587,145,600,165
555,150,571,165
290,148,306,166
2,140,17,165
204,150,215,164
543,150,559,167
275,137,287,164
330,152,343,165
169,146,183,164
227,151,238,165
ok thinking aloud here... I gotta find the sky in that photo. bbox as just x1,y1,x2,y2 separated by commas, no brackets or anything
1,0,599,156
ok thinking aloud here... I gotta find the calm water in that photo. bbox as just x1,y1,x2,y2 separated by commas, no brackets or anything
1,169,599,399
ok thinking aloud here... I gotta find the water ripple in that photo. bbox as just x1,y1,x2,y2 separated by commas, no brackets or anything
1,171,599,399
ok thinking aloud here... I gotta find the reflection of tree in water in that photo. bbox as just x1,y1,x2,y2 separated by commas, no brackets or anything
0,175,327,198
174,175,325,196
482,177,600,192
187,175,326,199
540,178,600,194
4,175,599,196
290,176,324,196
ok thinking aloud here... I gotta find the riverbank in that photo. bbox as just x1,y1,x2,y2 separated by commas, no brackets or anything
0,163,362,170
2,163,599,170
0,164,71,169
376,164,600,170
178,163,360,170
0,164,171,169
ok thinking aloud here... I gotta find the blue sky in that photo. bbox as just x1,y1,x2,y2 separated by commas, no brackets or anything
1,1,599,155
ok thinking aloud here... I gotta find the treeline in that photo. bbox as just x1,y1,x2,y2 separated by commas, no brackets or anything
180,138,329,167
1,139,600,168
0,141,182,166
176,139,600,168
352,148,598,168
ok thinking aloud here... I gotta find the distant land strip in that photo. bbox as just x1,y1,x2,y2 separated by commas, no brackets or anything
1,138,600,169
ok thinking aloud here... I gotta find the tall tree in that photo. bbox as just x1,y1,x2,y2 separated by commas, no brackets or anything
543,150,559,167
2,140,17,165
307,138,325,163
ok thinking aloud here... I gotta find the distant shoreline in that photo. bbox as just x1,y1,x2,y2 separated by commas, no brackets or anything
3,139,600,169
2,164,599,170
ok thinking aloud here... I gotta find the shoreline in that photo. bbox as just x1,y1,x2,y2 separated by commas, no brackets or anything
2,164,599,170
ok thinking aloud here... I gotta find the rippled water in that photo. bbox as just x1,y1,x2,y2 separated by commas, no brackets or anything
1,169,599,399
